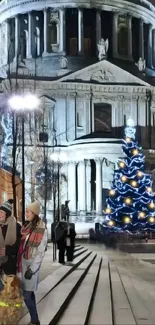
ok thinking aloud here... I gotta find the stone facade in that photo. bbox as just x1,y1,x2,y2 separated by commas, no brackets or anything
0,0,155,220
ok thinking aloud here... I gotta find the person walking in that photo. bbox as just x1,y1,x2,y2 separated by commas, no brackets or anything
66,224,76,264
0,199,21,275
17,201,47,325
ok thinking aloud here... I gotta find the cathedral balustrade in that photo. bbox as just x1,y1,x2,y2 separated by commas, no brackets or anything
0,1,154,67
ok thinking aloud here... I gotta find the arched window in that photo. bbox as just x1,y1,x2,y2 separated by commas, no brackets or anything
118,16,128,56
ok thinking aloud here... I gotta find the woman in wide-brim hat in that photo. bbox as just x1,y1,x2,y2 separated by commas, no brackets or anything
17,200,48,325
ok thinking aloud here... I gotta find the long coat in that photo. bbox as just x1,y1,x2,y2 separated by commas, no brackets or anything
18,229,48,292
1,222,21,275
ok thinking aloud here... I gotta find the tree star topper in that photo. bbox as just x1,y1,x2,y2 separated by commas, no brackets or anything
125,117,136,139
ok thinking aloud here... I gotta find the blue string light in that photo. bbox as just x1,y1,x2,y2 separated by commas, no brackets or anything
103,119,155,233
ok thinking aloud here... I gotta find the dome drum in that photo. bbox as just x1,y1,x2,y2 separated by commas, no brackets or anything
0,7,154,71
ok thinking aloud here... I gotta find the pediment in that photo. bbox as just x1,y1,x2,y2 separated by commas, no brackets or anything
60,60,149,86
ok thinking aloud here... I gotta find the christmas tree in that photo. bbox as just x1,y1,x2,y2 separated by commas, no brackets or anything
103,118,155,233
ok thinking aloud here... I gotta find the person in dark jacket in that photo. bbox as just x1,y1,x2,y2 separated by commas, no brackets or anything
66,224,76,263
55,221,67,264
0,199,21,275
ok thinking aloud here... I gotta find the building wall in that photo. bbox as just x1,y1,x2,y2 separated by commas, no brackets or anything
0,168,22,220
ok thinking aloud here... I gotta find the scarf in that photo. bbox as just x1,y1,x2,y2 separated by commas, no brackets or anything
17,219,45,273
0,216,17,247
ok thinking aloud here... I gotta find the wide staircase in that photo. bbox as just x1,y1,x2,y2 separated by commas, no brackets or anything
19,244,155,325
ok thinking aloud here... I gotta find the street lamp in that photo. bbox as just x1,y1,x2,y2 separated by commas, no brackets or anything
8,94,39,224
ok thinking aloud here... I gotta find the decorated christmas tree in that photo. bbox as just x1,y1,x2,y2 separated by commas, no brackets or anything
103,118,155,233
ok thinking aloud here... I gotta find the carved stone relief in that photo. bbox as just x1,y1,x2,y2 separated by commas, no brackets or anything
91,68,116,83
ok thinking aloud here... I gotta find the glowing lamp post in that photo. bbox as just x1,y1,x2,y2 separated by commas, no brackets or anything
8,94,39,224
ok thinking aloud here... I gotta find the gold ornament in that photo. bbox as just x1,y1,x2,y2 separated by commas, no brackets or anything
124,197,132,205
109,189,116,196
126,137,131,143
139,211,146,218
137,171,143,178
119,161,125,168
108,220,115,227
148,216,155,223
130,180,137,187
132,149,139,156
121,176,127,182
146,187,152,193
105,208,111,214
148,202,155,209
123,216,131,224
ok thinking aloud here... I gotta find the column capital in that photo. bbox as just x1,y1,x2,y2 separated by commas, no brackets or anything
95,157,103,164
140,18,144,24
86,159,91,167
68,160,77,165
59,6,66,11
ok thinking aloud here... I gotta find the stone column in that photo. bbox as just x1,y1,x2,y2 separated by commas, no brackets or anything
68,162,76,214
139,18,144,60
128,15,132,59
78,161,86,215
86,160,91,212
147,24,153,68
14,15,20,60
28,12,32,58
43,8,48,55
112,12,118,57
78,8,84,55
96,10,101,51
95,158,102,215
59,8,66,52
4,19,10,65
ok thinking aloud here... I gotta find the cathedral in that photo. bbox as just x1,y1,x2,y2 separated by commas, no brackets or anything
0,0,155,220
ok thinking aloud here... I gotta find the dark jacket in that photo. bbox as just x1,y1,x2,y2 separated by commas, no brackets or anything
0,222,21,275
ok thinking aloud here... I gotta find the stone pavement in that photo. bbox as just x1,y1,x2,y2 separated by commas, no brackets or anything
18,243,155,325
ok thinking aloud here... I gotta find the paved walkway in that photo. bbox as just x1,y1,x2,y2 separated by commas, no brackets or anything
19,243,155,325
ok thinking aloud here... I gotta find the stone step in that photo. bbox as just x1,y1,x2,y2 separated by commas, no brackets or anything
74,246,84,253
74,248,88,259
109,264,136,325
89,259,113,325
19,249,92,320
19,253,96,325
132,277,155,323
57,256,101,325
117,266,155,325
